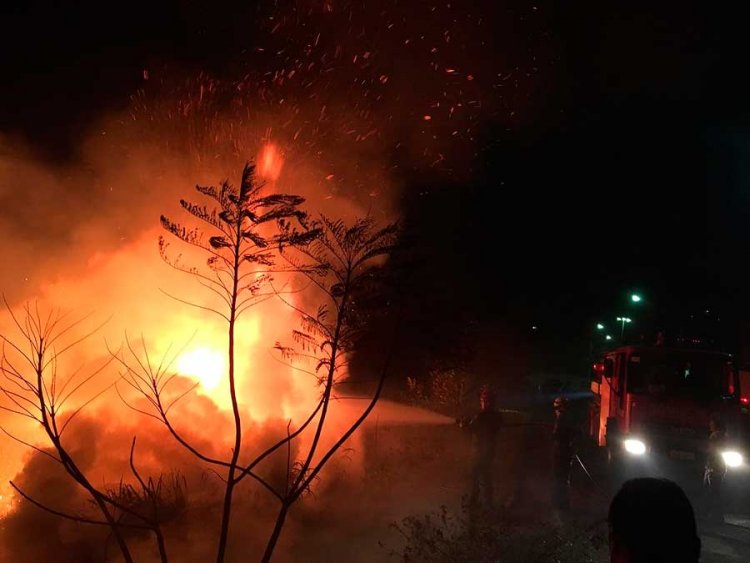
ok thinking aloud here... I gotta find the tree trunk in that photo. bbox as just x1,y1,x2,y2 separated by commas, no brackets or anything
261,503,290,563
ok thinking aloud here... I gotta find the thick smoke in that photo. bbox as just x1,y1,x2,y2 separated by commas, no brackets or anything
1,405,499,563
0,407,290,562
0,395,469,562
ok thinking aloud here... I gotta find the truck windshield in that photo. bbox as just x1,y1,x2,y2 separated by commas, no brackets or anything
627,351,735,399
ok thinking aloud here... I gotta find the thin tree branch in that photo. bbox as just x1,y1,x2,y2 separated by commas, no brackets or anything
9,482,150,529
158,289,230,322
0,427,60,462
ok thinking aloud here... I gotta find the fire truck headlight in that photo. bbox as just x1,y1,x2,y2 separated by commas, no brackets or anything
623,439,647,455
721,451,744,468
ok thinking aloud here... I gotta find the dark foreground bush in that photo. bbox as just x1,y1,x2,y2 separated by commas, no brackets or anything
390,504,608,563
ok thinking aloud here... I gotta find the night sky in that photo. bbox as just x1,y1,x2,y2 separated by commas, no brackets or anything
3,1,750,370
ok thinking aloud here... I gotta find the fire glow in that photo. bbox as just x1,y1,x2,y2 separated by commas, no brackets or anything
258,143,284,181
176,347,225,391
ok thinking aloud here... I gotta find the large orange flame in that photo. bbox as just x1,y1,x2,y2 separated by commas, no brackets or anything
257,143,284,182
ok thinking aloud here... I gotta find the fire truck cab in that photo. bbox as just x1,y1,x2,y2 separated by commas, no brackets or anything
589,344,750,470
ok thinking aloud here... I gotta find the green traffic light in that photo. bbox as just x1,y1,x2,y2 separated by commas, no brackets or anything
596,323,605,330
631,293,642,303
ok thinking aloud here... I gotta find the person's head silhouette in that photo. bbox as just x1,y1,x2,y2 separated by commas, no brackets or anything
609,478,700,563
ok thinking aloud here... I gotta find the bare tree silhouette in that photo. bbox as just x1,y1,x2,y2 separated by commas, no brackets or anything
0,299,174,563
114,162,317,563
113,162,400,562
256,216,400,562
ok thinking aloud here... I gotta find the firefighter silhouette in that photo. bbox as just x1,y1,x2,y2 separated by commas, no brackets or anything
552,396,574,514
458,385,503,510
704,413,727,523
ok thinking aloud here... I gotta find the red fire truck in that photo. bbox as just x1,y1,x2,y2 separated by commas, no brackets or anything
589,344,750,470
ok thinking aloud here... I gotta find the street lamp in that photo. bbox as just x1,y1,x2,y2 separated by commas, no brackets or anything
596,323,605,330
605,335,613,341
616,316,632,339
